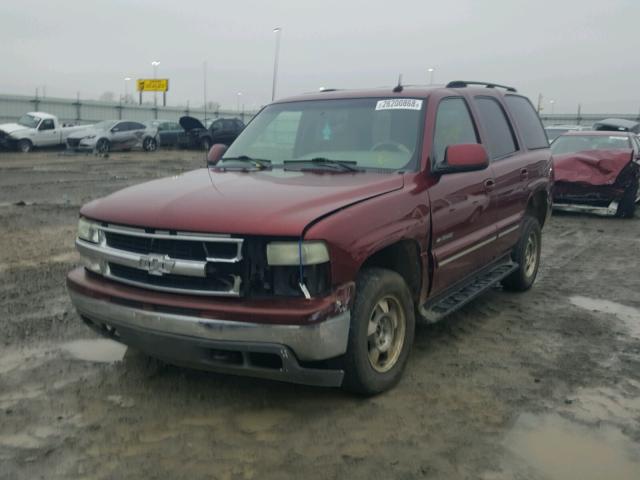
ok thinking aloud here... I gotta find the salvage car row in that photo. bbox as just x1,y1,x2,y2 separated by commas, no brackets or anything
0,112,245,153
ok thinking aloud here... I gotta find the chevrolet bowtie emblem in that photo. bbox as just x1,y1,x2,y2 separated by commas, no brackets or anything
138,254,176,276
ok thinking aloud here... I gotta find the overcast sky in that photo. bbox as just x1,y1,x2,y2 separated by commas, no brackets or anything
1,0,639,113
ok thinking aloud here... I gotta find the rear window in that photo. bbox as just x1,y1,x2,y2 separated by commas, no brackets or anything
551,135,631,155
505,95,548,149
474,96,518,160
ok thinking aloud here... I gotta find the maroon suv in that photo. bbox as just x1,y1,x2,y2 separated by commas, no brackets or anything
67,81,552,394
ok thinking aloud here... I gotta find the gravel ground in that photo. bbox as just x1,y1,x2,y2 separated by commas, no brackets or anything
1,149,639,479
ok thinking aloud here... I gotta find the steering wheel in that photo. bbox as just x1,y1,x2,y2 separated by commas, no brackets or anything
371,141,411,154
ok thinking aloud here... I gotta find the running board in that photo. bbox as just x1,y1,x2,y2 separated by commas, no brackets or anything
420,261,518,323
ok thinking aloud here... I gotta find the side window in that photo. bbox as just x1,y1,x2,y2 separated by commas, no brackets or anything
505,95,548,149
211,120,223,132
129,122,145,131
432,97,478,165
474,96,518,160
39,119,55,131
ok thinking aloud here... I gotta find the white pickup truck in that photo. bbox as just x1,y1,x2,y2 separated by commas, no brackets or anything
0,112,91,152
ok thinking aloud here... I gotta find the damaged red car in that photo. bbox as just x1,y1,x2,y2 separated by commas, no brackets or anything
551,131,640,217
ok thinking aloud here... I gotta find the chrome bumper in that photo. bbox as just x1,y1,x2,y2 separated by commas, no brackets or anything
68,289,350,362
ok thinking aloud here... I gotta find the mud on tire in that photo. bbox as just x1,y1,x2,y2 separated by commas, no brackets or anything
502,215,541,292
342,267,415,395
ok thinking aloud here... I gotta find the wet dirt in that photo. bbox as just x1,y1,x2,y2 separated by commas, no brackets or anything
1,150,639,479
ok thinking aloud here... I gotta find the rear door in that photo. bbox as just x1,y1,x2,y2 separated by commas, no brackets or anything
126,121,147,149
472,95,530,255
428,96,497,295
108,122,131,149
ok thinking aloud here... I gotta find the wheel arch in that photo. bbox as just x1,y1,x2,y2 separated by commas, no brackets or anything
526,188,549,228
359,239,423,304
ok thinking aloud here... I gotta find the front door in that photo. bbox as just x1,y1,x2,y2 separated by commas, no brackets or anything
37,119,58,146
428,96,496,296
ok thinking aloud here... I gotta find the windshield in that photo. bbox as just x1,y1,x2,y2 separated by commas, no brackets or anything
551,134,631,155
17,114,40,128
223,98,425,171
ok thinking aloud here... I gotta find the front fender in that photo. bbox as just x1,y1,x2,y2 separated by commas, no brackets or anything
304,173,431,288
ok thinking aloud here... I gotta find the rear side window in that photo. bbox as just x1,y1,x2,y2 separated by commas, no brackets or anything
432,97,478,165
505,95,548,149
474,96,518,160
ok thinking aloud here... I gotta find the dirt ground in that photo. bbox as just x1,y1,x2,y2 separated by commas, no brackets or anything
1,149,639,480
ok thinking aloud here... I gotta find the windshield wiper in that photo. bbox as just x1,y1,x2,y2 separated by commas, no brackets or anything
219,155,272,170
283,157,360,172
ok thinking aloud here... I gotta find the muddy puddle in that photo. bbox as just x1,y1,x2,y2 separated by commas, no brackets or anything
503,412,640,480
570,296,640,339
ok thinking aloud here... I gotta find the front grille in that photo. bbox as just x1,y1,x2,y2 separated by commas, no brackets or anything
80,224,244,296
67,138,80,147
108,263,240,295
104,231,238,261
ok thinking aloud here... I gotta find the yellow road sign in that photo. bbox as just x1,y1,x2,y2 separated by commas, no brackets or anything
137,79,169,92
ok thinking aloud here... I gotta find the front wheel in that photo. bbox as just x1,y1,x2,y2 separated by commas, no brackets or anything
616,180,638,218
95,138,110,154
342,268,415,395
143,137,158,152
18,139,33,153
501,215,541,292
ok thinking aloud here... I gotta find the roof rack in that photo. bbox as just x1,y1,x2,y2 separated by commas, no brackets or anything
446,81,517,92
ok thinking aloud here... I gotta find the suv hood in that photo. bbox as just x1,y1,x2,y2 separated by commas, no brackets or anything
179,116,205,132
81,169,404,237
0,123,29,135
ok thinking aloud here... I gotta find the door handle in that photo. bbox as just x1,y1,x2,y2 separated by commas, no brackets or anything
520,168,529,179
484,179,495,191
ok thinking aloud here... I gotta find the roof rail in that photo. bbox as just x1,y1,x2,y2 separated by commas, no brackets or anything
446,80,517,92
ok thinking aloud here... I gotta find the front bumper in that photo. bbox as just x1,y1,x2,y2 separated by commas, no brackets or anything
67,285,350,387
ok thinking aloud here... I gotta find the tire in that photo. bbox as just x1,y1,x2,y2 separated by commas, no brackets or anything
501,215,541,292
143,137,158,152
201,137,211,151
615,180,638,218
95,138,110,154
17,139,33,153
342,268,415,395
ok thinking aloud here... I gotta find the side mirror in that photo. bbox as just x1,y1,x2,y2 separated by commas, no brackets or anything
207,144,228,165
435,144,489,174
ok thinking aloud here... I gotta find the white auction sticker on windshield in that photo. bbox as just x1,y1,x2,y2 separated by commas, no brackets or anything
375,99,423,111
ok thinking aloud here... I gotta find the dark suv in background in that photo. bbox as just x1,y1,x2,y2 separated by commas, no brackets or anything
178,116,245,150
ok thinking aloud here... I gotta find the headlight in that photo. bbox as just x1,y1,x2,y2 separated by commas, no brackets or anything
77,217,100,244
266,241,329,266
83,135,96,140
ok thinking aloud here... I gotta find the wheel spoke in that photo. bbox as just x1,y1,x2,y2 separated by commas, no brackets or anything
369,347,380,365
367,319,378,337
378,299,390,314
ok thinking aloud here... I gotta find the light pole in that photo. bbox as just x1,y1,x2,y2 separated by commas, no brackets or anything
427,67,435,86
271,27,282,102
236,92,242,113
123,77,131,104
549,99,555,115
151,60,160,106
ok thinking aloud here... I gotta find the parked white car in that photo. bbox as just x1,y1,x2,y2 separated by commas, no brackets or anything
0,112,91,152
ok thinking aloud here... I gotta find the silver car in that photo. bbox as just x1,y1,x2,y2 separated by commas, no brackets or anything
66,120,158,153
